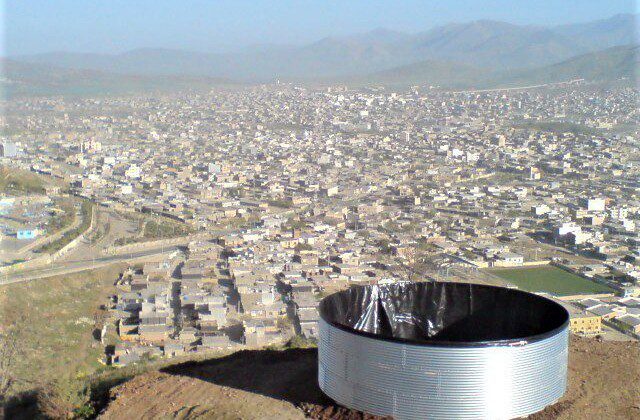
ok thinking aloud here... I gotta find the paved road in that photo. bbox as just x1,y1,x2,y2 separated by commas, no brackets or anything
0,215,236,286
1,227,233,285
451,79,584,94
0,246,181,285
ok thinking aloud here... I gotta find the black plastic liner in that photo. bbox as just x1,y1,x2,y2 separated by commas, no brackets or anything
319,282,569,346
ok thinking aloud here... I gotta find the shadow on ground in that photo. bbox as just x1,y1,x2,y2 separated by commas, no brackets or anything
160,347,388,419
161,348,325,406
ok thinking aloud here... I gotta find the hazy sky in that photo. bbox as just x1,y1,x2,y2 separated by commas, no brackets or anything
2,0,637,56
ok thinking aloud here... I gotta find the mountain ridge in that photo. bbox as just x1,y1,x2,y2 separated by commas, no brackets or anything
3,15,638,96
3,44,637,97
11,14,638,82
0,58,234,97
336,44,639,88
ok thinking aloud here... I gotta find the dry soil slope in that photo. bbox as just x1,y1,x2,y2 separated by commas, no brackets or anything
100,337,639,420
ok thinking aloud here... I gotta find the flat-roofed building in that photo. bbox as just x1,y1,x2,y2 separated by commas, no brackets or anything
617,315,640,335
562,302,602,335
569,312,602,335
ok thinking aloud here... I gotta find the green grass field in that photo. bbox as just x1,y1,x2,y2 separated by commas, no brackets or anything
489,265,614,296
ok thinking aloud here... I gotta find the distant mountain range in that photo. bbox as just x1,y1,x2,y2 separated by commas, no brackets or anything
2,14,638,95
0,59,233,97
495,44,640,86
356,45,639,88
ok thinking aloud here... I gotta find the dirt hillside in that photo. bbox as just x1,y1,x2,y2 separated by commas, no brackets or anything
100,336,639,419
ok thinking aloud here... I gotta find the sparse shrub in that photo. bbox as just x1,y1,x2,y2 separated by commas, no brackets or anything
73,403,96,419
286,335,317,349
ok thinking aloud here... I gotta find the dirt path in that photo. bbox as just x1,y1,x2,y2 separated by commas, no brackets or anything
100,337,639,419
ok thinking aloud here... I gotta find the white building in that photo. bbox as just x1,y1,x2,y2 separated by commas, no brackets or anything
583,198,605,212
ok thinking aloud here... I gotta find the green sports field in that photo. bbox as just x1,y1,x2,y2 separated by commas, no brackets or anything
489,265,614,296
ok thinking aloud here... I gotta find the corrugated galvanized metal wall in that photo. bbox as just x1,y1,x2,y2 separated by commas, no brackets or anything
319,318,568,420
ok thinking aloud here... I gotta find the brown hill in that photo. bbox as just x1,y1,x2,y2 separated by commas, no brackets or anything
99,336,639,419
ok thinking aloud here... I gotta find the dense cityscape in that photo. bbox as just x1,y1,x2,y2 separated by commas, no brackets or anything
1,83,639,368
1,3,639,417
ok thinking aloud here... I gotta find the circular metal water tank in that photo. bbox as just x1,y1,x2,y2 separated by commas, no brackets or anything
318,282,569,420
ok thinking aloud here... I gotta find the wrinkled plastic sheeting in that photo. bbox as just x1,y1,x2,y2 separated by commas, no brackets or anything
319,282,569,343
349,282,447,339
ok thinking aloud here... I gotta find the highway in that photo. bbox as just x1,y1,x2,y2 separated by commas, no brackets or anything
451,79,585,94
0,245,181,285
0,204,243,286
0,220,236,286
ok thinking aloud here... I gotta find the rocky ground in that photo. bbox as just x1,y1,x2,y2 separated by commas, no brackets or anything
99,336,639,419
